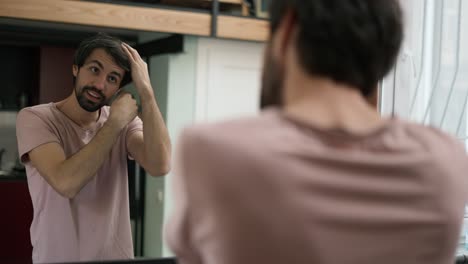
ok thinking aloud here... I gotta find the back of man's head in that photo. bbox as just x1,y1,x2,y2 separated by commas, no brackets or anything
269,0,403,97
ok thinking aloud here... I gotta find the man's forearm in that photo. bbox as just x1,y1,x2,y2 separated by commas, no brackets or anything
119,43,171,175
54,121,122,198
139,89,171,176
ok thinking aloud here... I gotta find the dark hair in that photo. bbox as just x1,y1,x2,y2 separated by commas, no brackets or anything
73,32,132,87
269,0,403,96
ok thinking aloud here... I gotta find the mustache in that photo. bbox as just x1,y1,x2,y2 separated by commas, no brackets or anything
82,86,105,100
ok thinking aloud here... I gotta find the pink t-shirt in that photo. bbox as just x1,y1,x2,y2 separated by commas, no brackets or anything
167,108,468,264
16,103,142,263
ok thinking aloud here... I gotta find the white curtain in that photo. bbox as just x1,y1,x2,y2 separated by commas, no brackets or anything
382,0,468,149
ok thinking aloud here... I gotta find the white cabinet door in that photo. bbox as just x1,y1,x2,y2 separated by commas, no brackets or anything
195,38,265,122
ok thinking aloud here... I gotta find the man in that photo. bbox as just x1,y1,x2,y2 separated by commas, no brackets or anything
165,1,468,264
16,33,171,263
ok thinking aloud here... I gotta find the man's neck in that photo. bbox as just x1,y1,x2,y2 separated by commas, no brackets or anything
56,94,101,129
283,72,386,135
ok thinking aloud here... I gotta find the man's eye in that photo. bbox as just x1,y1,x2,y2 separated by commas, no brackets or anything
90,67,99,73
108,76,117,83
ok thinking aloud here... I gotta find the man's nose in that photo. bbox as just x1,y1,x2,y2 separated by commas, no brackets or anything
93,75,106,90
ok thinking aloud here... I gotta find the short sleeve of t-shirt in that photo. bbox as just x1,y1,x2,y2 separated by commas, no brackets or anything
16,108,61,163
125,116,143,160
126,116,143,139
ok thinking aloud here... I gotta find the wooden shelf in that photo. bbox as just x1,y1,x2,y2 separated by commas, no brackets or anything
0,0,269,42
0,0,211,36
203,0,243,4
218,15,269,41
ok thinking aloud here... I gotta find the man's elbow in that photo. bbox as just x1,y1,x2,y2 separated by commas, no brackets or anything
59,189,78,199
45,173,78,199
53,180,79,199
147,163,171,177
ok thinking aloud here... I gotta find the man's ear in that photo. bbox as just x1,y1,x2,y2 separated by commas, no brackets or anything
271,9,297,63
72,65,79,77
367,87,379,110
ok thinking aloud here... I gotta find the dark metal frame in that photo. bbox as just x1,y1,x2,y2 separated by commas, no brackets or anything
135,34,184,57
64,257,176,264
211,0,219,37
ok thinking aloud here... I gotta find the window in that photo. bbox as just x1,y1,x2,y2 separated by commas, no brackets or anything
381,0,468,253
382,0,468,145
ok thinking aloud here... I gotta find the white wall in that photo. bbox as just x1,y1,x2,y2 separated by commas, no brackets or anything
163,37,264,257
139,33,199,258
142,53,170,258
194,38,265,122
161,36,199,256
138,34,265,257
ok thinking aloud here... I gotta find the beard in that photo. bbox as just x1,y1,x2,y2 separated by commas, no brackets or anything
75,85,107,112
260,46,285,110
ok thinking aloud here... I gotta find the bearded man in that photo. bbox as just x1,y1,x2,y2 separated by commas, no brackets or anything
16,33,171,263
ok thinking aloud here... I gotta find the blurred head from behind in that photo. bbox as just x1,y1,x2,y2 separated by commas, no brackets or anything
72,33,132,112
260,0,403,108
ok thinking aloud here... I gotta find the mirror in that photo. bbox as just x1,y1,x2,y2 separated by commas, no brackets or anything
0,1,266,262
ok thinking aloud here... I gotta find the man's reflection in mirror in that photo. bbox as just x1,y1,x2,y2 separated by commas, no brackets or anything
16,33,171,263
